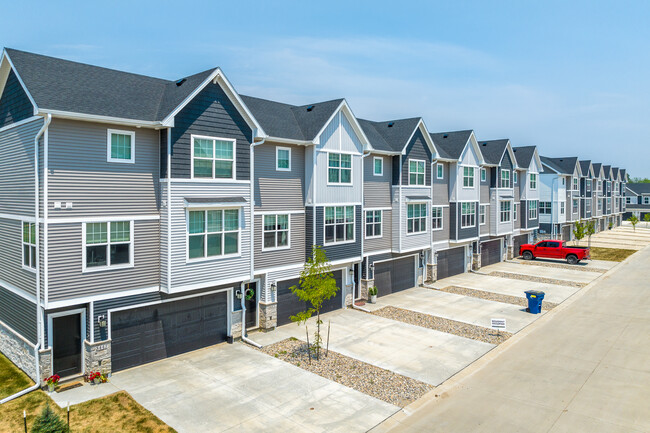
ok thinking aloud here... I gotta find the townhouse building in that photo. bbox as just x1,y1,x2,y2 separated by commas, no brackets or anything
512,146,542,251
624,183,650,220
592,162,606,230
539,157,582,240
578,160,595,224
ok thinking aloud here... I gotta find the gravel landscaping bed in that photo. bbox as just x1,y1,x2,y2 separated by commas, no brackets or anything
488,271,587,288
372,306,511,345
511,258,606,273
433,285,558,311
257,338,432,407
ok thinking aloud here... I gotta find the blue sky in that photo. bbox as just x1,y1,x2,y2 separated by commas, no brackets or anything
2,0,648,176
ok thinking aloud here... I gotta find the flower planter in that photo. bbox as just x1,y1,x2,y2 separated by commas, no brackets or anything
47,384,55,393
369,294,377,304
93,378,101,385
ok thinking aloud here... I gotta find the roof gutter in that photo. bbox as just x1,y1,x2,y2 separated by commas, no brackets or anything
38,109,162,129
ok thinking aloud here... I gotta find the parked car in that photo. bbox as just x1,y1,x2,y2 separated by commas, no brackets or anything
519,240,590,264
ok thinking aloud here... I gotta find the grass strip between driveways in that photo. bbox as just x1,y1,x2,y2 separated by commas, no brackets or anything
433,285,558,311
0,353,176,433
588,247,636,262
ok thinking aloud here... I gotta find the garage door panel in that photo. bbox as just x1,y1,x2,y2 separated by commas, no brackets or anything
374,256,415,297
277,271,344,326
481,240,502,267
513,234,529,256
437,247,465,280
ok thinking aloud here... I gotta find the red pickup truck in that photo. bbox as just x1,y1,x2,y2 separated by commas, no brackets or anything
519,240,590,265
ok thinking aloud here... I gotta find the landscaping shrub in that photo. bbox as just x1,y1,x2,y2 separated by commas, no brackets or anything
30,404,68,433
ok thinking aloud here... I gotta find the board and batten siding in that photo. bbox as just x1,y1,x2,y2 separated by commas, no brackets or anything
47,220,160,301
0,117,42,216
169,183,251,289
47,119,160,217
0,284,37,343
0,70,34,128
0,217,37,297
401,129,432,186
364,209,392,253
254,143,304,211
314,205,362,262
364,154,391,208
254,213,305,270
170,82,252,180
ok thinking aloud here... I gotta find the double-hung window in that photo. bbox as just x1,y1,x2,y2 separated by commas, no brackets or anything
192,136,235,179
528,201,538,219
407,203,427,233
461,202,476,228
365,210,382,238
263,214,289,249
560,202,565,215
431,206,443,230
107,129,135,163
500,201,511,223
530,173,537,189
586,198,592,213
188,209,239,259
540,202,552,214
373,157,383,176
409,160,425,185
480,168,486,182
573,199,579,213
463,167,475,187
573,177,579,191
479,205,486,225
514,203,518,221
276,147,291,171
325,206,354,244
500,170,511,188
625,197,632,204
22,222,36,270
436,163,444,179
328,153,352,184
84,221,132,269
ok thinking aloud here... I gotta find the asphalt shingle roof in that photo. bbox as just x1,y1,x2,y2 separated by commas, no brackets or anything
627,183,650,194
579,160,592,177
476,139,509,165
358,117,421,153
428,130,473,160
620,168,627,181
592,162,603,177
512,146,536,169
6,48,215,122
612,167,620,179
540,156,579,175
603,165,613,179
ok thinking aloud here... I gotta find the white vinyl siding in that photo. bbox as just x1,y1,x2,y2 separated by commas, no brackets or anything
192,135,235,179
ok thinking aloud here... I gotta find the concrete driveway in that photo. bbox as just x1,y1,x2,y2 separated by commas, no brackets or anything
483,261,600,285
108,343,397,433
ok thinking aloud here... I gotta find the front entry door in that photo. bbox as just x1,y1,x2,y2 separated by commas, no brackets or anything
244,282,257,329
52,314,82,377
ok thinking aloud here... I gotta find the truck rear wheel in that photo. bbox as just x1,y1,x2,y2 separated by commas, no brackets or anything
523,251,533,260
566,254,578,265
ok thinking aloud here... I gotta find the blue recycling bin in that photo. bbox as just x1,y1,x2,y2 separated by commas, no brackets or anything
524,290,545,314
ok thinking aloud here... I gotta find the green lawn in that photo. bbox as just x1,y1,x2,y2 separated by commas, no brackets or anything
0,353,175,432
590,247,636,262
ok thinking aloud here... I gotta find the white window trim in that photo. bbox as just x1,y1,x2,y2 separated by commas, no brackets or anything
436,163,444,180
528,201,538,220
262,213,291,251
514,203,519,221
529,173,537,190
276,147,291,172
190,134,237,180
373,157,383,176
644,197,650,205
21,221,36,273
406,202,427,235
480,168,486,182
431,206,443,231
500,200,512,223
106,129,135,164
461,165,475,189
82,220,135,273
364,209,383,239
185,207,242,263
513,171,518,184
327,151,353,186
324,205,356,245
500,169,511,189
408,159,426,186
460,202,476,228
560,201,565,215
479,205,486,225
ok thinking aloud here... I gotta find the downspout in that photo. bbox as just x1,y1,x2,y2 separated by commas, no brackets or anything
167,128,172,292
357,150,371,301
2,114,51,404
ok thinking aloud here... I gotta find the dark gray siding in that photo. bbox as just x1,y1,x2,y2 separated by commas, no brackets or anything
314,205,362,262
254,213,306,270
254,143,304,211
498,152,514,188
170,82,252,180
401,129,432,186
454,201,480,240
392,155,401,185
0,285,37,343
0,218,36,297
450,202,457,240
305,206,314,258
160,128,168,178
0,70,33,128
525,199,539,229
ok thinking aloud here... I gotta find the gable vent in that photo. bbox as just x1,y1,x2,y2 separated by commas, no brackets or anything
306,105,315,112
176,78,187,87
443,134,448,138
482,143,487,146
387,122,394,127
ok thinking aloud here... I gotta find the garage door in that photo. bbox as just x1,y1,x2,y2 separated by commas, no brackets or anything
562,225,572,241
512,234,529,257
437,247,465,280
481,239,502,267
111,292,228,372
276,271,343,326
374,256,416,298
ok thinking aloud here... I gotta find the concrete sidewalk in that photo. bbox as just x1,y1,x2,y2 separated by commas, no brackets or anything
375,245,650,433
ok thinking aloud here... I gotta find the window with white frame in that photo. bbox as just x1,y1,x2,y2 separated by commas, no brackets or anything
586,198,592,213
461,202,476,228
540,202,552,214
365,210,382,238
22,222,36,270
597,180,602,192
562,177,565,186
107,129,135,163
573,199,579,213
463,167,475,187
276,147,291,171
85,221,132,268
480,168,486,182
263,214,289,249
500,169,511,188
530,173,537,189
625,197,632,204
607,197,612,209
514,171,518,184
528,201,538,219
560,202,565,215
586,180,591,193
192,136,235,179
573,177,579,191
479,205,486,225
325,206,354,243
188,209,239,259
409,160,425,185
606,181,611,193
514,203,519,221
436,163,444,179
644,197,650,205
500,201,511,223
431,206,443,230
328,153,352,184
407,203,427,233
373,157,383,176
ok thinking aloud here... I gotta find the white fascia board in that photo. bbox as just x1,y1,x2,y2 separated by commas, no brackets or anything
262,136,313,146
467,132,485,165
313,100,373,151
402,119,438,159
1,51,39,115
504,141,518,169
38,109,161,128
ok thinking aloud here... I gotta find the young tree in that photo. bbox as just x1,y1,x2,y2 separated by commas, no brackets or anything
289,245,339,360
644,214,650,228
586,220,596,250
573,220,587,245
628,214,639,232
31,404,68,433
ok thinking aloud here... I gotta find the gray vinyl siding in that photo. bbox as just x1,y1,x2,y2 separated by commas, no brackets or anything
170,82,252,180
525,199,539,229
47,220,160,301
254,213,305,270
450,202,457,240
0,117,42,216
305,207,314,257
432,207,450,242
480,168,490,201
364,155,391,208
254,143,304,211
260,265,303,304
432,162,449,206
0,70,34,128
364,209,392,253
480,204,490,235
48,119,160,217
514,202,521,230
160,128,168,178
315,205,362,262
0,218,36,297
401,129,432,186
0,285,37,343
392,155,401,185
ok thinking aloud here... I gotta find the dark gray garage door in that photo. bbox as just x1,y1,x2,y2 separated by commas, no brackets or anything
276,271,343,326
481,239,502,267
374,256,416,298
513,234,529,257
437,247,465,280
111,292,228,372
562,225,572,241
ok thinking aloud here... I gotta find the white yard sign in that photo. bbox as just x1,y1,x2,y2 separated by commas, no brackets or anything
491,318,507,331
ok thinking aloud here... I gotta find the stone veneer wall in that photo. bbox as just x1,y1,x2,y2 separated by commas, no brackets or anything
259,302,277,331
426,264,437,282
84,340,112,376
0,320,37,381
231,310,242,340
472,253,481,271
359,279,372,300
